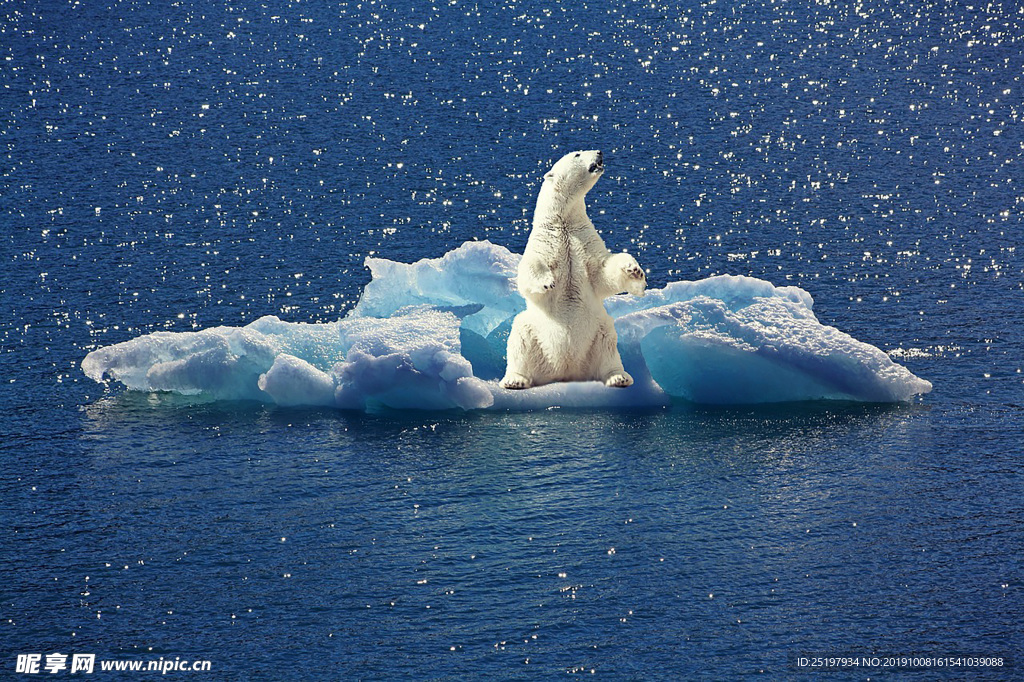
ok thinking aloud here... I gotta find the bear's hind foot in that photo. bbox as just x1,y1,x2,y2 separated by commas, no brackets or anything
603,371,633,388
500,373,533,390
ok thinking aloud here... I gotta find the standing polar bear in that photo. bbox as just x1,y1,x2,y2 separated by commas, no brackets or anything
500,150,647,390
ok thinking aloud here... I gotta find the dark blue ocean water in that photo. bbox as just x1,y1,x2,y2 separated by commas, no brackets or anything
2,0,1022,678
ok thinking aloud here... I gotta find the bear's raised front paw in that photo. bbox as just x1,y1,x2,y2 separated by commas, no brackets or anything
500,373,532,390
624,262,645,280
604,371,633,388
623,261,646,297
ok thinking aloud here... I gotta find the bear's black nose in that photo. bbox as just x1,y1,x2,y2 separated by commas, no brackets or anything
596,151,603,164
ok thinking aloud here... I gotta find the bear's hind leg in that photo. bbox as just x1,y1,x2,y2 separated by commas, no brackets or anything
589,318,633,388
501,315,537,390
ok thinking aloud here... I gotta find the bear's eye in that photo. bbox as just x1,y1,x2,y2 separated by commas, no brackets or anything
574,153,580,157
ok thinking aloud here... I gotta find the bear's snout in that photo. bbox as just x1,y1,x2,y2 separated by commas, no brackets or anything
589,150,604,173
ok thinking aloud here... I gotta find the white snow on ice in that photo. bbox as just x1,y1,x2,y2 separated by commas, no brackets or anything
82,241,933,411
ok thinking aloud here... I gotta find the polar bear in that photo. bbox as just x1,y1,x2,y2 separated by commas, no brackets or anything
500,150,647,390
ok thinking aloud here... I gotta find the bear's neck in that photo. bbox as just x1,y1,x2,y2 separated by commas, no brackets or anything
533,182,589,230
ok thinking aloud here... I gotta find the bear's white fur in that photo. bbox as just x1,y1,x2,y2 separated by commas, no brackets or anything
500,150,646,390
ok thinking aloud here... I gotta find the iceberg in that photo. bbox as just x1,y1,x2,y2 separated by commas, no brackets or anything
82,241,932,411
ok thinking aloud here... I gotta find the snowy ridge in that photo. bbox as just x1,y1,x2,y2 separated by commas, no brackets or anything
82,241,932,410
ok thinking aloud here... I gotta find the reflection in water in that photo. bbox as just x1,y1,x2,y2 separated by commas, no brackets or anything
24,388,1018,676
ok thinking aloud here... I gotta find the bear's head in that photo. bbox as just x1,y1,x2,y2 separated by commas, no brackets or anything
542,150,604,200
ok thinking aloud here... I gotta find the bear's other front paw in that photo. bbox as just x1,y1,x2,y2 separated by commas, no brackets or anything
500,373,532,390
604,371,633,388
524,276,556,296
